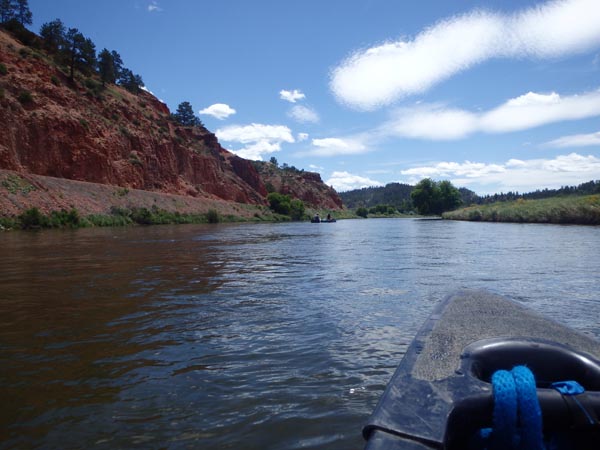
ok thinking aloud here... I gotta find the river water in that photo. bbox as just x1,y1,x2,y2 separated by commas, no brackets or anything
1,219,599,449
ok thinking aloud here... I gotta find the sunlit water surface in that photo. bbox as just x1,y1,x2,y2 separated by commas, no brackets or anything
1,219,599,449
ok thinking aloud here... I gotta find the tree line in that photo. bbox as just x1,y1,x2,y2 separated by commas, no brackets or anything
0,0,31,25
477,180,600,204
39,18,145,92
342,177,600,216
1,0,204,127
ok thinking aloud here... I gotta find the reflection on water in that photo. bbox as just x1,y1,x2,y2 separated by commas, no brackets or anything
1,220,599,449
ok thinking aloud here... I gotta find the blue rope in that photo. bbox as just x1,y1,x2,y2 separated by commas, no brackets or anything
490,369,518,449
512,366,544,450
474,365,545,450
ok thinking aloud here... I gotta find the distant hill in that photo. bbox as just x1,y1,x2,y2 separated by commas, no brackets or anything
340,182,478,211
340,180,600,211
339,183,414,210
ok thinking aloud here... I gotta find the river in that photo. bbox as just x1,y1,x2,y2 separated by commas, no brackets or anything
1,219,599,449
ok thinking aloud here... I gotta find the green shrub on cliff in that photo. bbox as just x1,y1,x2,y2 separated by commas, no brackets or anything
18,90,33,104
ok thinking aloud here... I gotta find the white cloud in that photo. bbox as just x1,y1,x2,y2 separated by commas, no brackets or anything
309,164,324,171
215,123,294,160
308,137,368,157
199,103,237,120
387,105,478,140
279,89,305,103
481,90,600,133
288,105,319,123
399,153,600,194
385,89,600,140
331,0,600,109
545,131,600,148
148,1,162,12
297,132,309,142
326,171,384,192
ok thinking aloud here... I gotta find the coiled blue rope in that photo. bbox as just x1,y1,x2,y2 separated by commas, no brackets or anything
475,365,545,450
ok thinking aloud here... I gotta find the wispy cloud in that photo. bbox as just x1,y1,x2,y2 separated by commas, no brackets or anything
307,137,368,157
288,105,319,123
297,132,309,142
215,123,294,160
544,131,600,148
385,89,600,140
399,153,600,194
147,1,162,12
326,171,383,192
331,0,600,110
199,103,236,120
279,89,305,103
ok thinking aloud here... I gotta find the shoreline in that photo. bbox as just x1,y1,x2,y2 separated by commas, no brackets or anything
442,194,600,226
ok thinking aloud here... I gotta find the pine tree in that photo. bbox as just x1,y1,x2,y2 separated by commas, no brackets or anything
110,50,123,81
173,101,202,127
40,19,66,53
98,49,115,85
63,28,96,79
13,0,31,25
65,28,84,80
119,68,144,93
82,38,97,73
0,0,13,23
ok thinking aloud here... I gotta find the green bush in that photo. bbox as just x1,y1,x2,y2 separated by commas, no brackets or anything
19,207,47,229
0,216,18,230
206,209,220,223
356,207,368,218
48,208,82,228
0,63,7,75
18,91,33,104
266,192,305,220
130,207,154,225
50,75,60,86
267,192,291,215
289,199,305,220
2,19,41,48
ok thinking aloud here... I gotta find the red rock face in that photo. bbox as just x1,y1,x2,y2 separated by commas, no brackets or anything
0,29,342,210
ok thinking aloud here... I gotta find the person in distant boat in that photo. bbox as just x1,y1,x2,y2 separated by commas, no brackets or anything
326,213,332,221
313,213,320,222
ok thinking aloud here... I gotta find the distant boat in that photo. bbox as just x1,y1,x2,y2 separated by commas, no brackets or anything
363,289,600,450
310,217,336,223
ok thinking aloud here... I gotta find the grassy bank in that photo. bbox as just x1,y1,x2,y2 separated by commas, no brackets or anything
442,194,600,225
0,205,352,231
0,206,256,231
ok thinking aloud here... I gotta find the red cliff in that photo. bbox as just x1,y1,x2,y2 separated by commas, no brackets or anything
0,28,341,215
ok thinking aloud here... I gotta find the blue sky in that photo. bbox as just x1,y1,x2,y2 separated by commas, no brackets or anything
29,0,600,194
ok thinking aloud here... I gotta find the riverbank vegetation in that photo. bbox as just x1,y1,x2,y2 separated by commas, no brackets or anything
0,206,235,231
411,179,462,215
266,192,305,220
443,194,600,225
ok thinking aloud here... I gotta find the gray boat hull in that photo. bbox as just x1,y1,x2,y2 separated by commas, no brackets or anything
363,290,600,449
